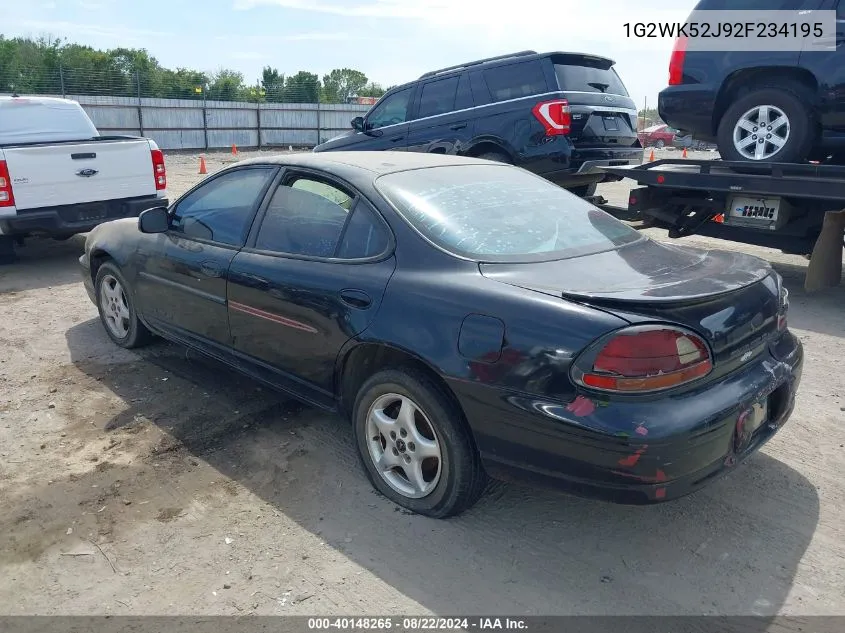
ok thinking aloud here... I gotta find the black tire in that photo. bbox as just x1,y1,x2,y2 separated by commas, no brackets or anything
654,139,665,149
477,151,512,164
717,85,814,164
94,261,153,349
0,236,16,265
352,368,487,518
568,182,598,198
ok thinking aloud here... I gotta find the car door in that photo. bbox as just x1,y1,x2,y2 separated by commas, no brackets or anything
405,73,475,155
356,85,415,150
134,165,278,354
227,170,396,407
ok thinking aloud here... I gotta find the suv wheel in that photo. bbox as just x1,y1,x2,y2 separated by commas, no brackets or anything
568,183,598,198
717,86,814,163
352,368,487,518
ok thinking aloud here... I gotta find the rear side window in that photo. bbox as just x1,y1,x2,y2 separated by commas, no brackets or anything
482,60,548,102
418,76,460,118
553,60,629,97
455,73,474,110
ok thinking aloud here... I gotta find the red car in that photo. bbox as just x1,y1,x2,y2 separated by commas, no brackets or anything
638,124,678,149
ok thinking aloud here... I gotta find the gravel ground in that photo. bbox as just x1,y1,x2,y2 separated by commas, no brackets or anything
0,148,843,617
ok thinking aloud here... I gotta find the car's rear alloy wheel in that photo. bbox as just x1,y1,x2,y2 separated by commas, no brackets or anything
365,393,442,499
352,368,487,518
654,139,665,149
717,86,814,164
732,104,790,161
95,262,152,349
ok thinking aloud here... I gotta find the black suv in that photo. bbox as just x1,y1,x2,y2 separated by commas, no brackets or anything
313,51,643,196
659,0,845,164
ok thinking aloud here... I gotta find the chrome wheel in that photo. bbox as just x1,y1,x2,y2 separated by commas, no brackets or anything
733,104,790,160
365,393,442,499
99,274,131,339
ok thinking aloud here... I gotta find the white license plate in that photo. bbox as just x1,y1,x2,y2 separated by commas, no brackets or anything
727,196,781,221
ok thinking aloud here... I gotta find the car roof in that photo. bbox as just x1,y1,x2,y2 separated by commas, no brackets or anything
234,151,493,176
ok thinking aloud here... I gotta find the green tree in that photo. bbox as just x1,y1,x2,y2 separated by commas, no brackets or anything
261,66,285,102
321,68,368,104
284,70,320,103
207,68,246,101
159,67,208,99
357,82,387,99
108,47,163,97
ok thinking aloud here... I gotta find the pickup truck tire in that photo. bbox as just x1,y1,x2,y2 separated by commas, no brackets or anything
717,86,814,165
95,262,153,349
0,236,16,265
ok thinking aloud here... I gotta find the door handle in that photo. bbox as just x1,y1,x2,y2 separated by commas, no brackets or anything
390,135,404,143
339,289,372,309
199,260,222,277
450,123,467,131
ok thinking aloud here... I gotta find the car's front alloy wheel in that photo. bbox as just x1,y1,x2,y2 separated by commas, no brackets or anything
352,368,487,518
95,261,152,349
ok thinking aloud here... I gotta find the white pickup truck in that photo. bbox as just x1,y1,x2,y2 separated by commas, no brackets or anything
0,96,168,262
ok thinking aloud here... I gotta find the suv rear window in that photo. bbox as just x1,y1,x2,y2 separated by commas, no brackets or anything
695,0,814,8
482,60,548,103
553,57,629,97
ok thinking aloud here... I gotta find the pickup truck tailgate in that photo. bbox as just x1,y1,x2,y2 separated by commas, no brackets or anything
4,138,156,210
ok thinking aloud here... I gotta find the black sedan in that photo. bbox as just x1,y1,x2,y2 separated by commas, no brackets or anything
80,152,803,518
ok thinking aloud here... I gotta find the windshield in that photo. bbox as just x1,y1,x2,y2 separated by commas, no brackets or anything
375,164,642,262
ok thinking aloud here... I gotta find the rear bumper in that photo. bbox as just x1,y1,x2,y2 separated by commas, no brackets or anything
0,196,167,237
658,85,719,141
526,146,644,186
454,333,803,504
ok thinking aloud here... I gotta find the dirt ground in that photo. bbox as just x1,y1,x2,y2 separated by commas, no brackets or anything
0,148,844,616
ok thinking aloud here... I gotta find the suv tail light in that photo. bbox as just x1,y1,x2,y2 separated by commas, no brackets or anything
151,149,167,190
573,326,712,393
668,37,688,86
0,160,15,207
532,99,571,136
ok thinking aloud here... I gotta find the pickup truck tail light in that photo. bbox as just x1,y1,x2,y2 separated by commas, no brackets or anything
0,160,15,207
572,325,712,393
532,99,571,136
668,37,688,86
151,149,167,190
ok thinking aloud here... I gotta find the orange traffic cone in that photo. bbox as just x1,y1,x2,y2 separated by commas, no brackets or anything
649,149,655,162
231,143,238,156
198,155,207,175
682,148,688,158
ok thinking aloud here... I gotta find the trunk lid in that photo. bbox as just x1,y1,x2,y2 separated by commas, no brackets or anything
479,239,782,365
3,138,156,210
551,54,639,148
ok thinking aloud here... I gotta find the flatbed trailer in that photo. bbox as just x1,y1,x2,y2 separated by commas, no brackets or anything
601,159,845,292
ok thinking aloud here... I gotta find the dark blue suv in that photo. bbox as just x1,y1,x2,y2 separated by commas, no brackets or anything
313,51,643,197
659,0,845,164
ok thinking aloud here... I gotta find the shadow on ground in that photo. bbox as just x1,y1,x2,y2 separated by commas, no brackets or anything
60,318,821,616
0,236,86,294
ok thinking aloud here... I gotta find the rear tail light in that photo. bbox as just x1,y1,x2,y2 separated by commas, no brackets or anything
668,37,688,86
0,160,15,207
573,325,712,393
151,149,167,190
532,99,571,136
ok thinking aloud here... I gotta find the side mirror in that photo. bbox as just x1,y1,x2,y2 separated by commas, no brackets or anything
138,206,169,234
351,116,364,132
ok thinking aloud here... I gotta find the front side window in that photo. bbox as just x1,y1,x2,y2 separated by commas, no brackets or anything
376,164,641,262
171,168,274,245
366,87,413,129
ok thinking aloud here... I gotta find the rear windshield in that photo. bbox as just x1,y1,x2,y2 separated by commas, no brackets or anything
375,164,641,263
554,62,629,96
695,0,811,8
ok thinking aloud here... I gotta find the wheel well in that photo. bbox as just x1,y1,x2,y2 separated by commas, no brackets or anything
337,343,465,422
464,141,512,161
89,250,113,281
713,67,818,135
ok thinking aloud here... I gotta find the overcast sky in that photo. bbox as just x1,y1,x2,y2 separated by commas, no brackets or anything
1,0,700,108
